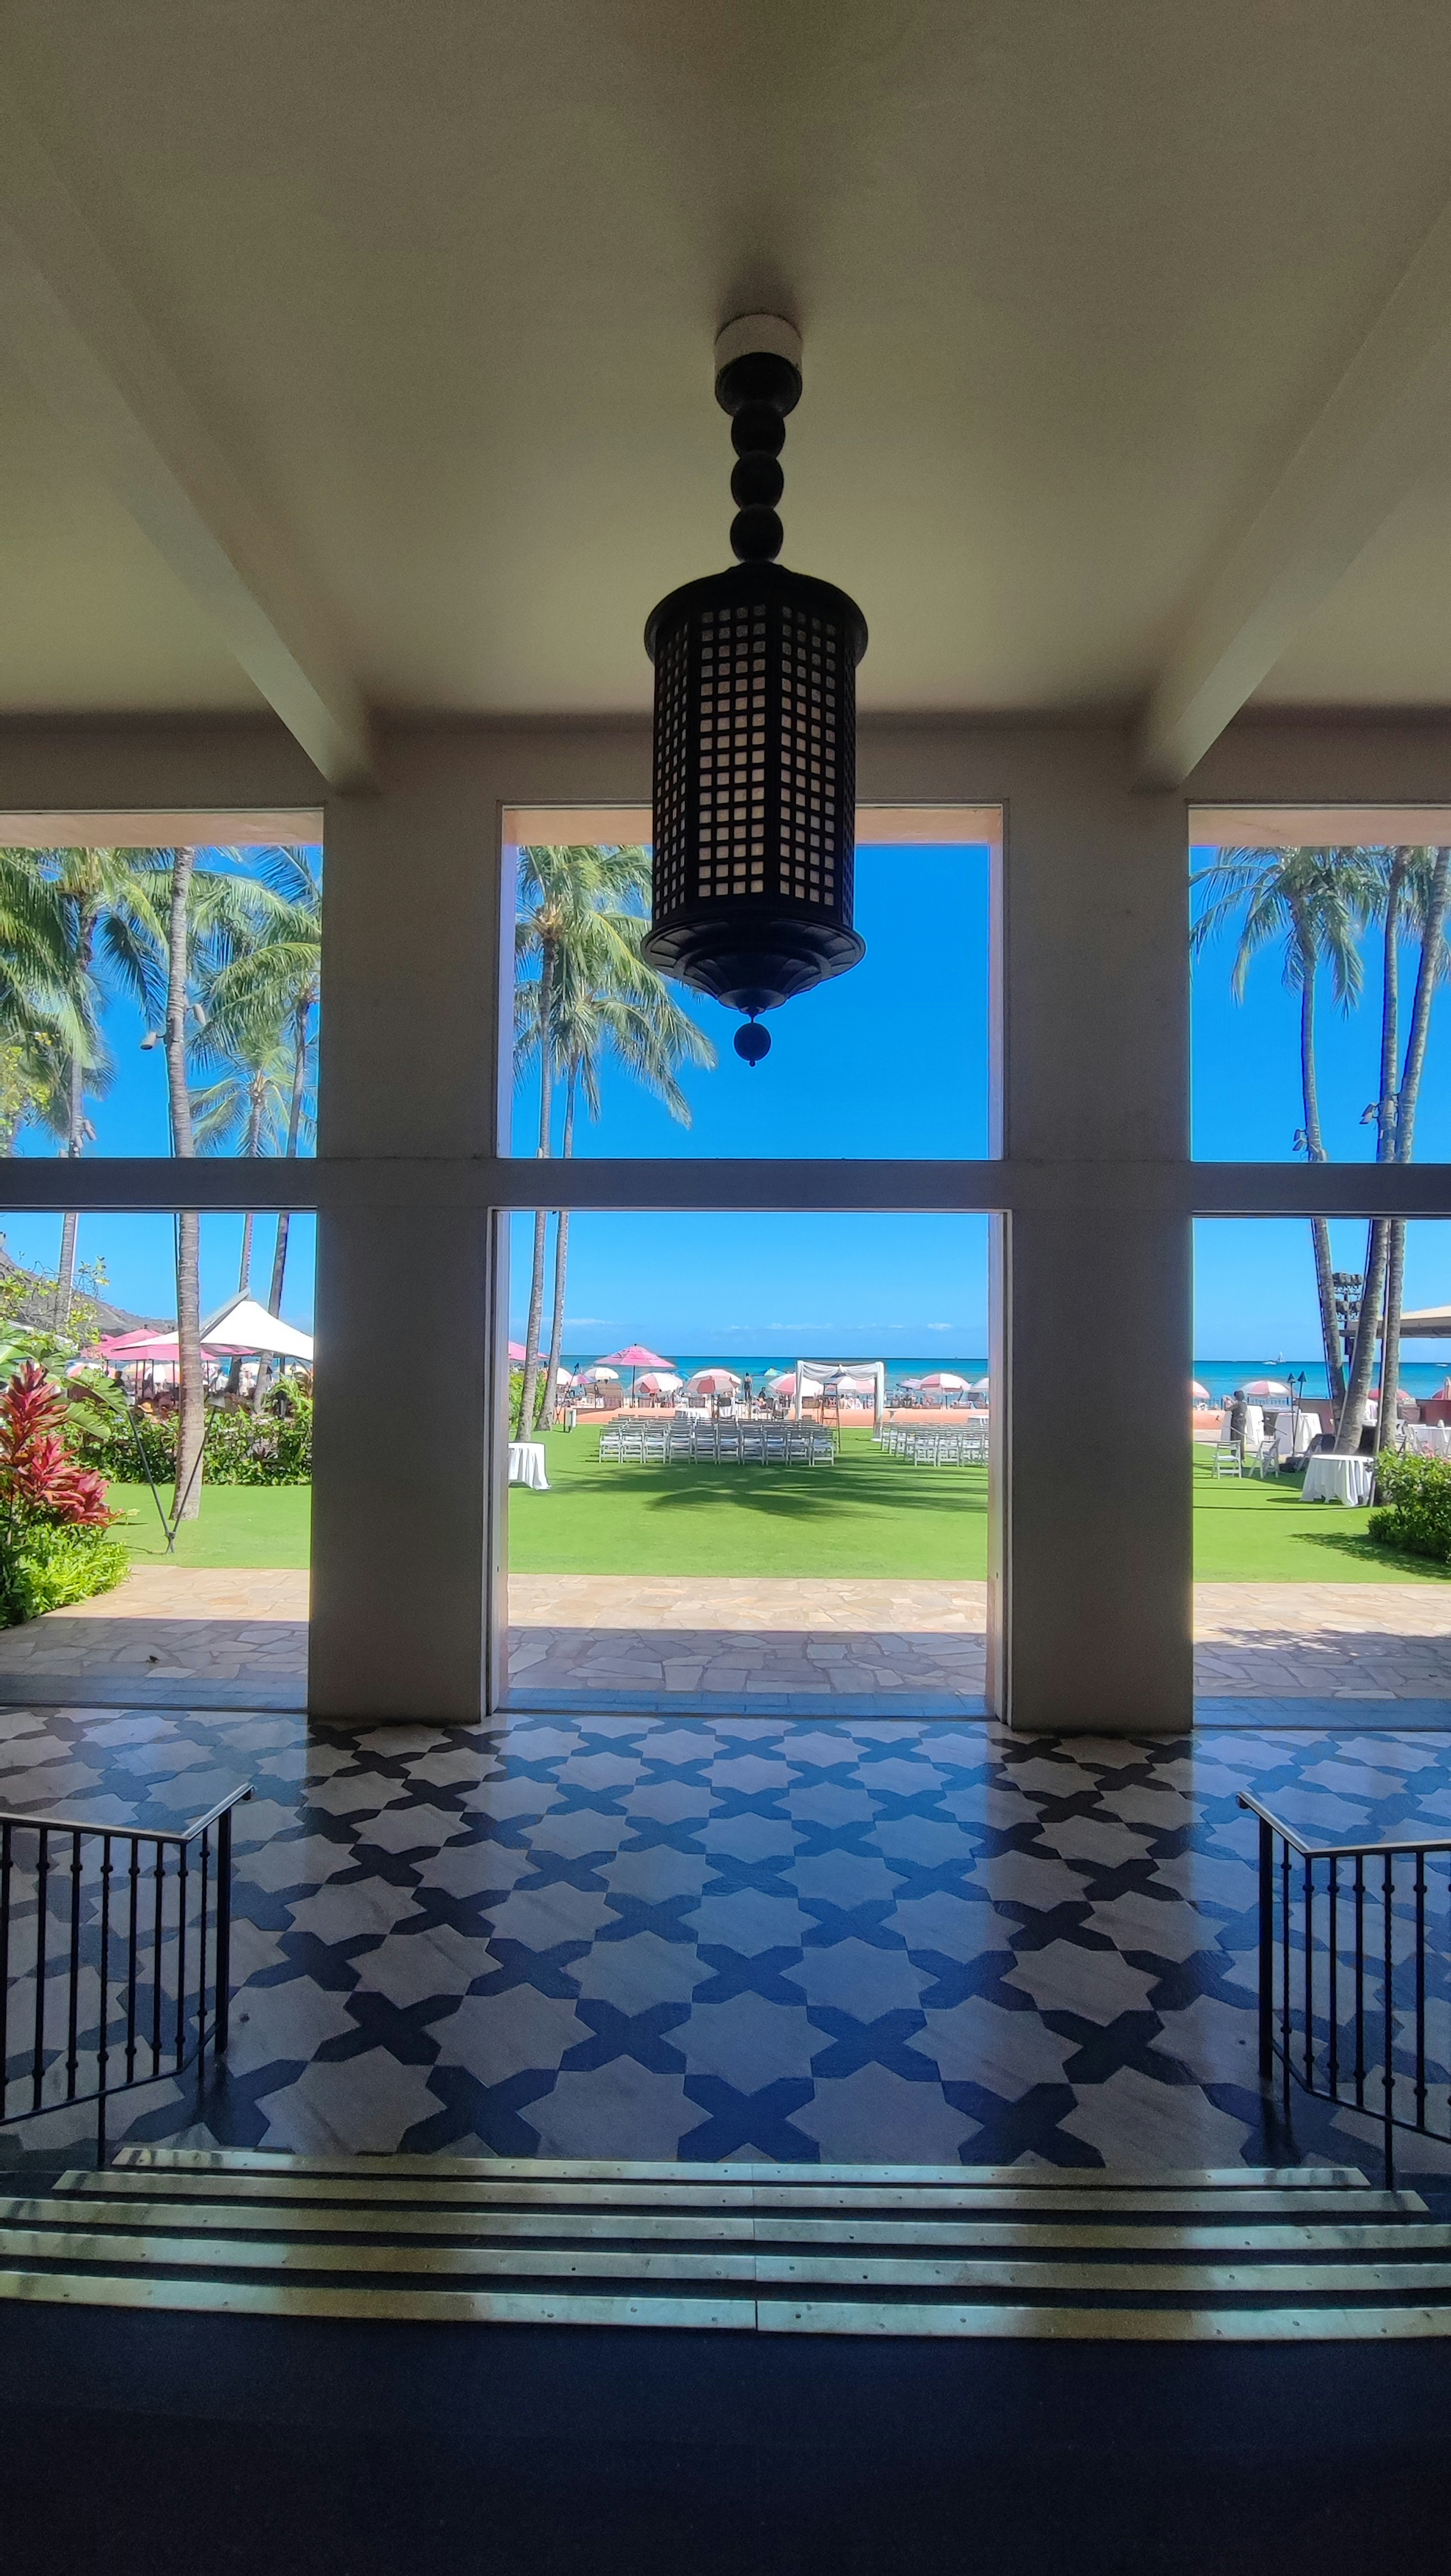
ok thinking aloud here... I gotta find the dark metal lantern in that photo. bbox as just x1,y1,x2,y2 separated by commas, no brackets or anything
642,316,867,1064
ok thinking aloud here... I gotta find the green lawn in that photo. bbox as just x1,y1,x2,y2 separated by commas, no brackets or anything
108,1482,312,1568
95,1441,1450,1585
1189,1450,1447,1582
509,1429,985,1578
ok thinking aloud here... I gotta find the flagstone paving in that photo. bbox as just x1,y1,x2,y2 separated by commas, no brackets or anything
0,1570,1445,1707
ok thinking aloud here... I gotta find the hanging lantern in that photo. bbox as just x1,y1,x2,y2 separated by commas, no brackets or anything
642,314,867,1065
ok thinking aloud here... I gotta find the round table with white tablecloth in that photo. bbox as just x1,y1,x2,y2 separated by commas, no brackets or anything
507,1441,549,1491
1301,1451,1375,1506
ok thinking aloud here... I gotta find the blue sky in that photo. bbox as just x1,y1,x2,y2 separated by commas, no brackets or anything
2,834,1446,1360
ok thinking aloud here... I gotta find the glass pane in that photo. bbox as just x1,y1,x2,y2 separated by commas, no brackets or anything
503,1209,990,1717
1191,830,1451,1163
0,839,320,1160
507,834,990,1159
0,1206,311,1712
1193,1216,1451,1718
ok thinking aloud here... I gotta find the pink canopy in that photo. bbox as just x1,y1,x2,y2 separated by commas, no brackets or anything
688,1368,740,1394
599,1345,674,1369
99,1330,254,1363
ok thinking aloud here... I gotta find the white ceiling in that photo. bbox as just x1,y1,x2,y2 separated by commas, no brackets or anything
2,2,1451,754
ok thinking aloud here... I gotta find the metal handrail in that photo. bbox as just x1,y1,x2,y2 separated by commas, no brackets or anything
0,1780,250,2165
1240,1791,1451,2186
1237,1791,1451,1863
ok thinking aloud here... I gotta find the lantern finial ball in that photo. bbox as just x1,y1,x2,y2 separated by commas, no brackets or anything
734,1019,771,1067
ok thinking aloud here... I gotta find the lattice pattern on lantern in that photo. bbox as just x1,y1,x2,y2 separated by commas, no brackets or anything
696,600,767,902
651,619,691,919
779,602,843,907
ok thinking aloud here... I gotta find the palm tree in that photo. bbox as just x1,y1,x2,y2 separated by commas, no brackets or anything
190,1031,306,1294
196,850,320,1328
193,850,320,1407
513,847,684,1437
1191,845,1381,1405
138,850,296,1510
1378,848,1451,1452
515,932,716,1431
34,847,169,1328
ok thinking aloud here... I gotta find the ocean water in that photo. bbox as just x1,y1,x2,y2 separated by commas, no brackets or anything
560,1352,1451,1400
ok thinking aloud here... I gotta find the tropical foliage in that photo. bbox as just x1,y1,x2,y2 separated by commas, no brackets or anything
1368,1453,1451,1565
0,1360,127,1624
0,841,321,1519
513,845,715,1436
78,1393,313,1488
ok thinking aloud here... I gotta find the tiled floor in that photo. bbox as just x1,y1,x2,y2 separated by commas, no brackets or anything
0,1570,1447,1714
4,1697,1451,2174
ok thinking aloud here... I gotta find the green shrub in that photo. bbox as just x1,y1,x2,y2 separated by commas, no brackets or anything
203,1397,312,1485
80,1409,179,1484
1367,1452,1451,1564
79,1395,312,1486
0,1521,128,1624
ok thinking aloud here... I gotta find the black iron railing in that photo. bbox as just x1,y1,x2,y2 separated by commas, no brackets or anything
1240,1791,1451,2186
0,1782,250,2164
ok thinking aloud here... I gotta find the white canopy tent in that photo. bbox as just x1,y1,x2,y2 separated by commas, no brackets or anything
792,1359,886,1427
200,1295,315,1361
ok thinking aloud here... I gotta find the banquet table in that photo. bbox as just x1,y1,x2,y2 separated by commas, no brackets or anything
1301,1452,1375,1506
507,1441,549,1491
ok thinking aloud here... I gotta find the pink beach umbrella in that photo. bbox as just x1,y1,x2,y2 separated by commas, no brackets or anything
688,1368,740,1395
598,1342,675,1398
1244,1378,1291,1398
1191,1380,1211,1401
636,1370,682,1398
919,1371,969,1392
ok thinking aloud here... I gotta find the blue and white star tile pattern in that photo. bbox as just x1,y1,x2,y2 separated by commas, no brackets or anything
3,1702,1450,2175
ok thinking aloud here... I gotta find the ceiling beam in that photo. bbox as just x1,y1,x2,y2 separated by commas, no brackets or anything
1139,196,1451,787
0,91,373,789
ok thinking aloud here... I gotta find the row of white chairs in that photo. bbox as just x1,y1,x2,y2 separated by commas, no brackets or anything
882,1425,987,1466
599,1426,835,1466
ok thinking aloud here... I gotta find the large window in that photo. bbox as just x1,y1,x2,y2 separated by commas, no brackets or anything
498,805,999,1720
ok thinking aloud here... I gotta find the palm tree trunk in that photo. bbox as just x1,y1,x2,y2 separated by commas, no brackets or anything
53,910,94,1333
255,996,311,1411
541,1063,577,1429
166,849,205,1520
518,938,557,1439
1380,847,1451,1458
1294,925,1344,1405
1371,857,1408,1456
238,1210,254,1297
1338,856,1408,1452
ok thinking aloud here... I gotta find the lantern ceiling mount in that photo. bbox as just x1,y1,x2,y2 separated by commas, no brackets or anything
642,313,867,1066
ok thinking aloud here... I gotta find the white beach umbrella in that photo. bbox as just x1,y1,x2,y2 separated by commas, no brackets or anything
688,1367,741,1394
1191,1380,1211,1401
576,1364,620,1386
636,1370,682,1396
919,1371,969,1391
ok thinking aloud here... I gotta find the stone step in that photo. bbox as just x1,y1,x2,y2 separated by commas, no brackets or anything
2,2150,1448,2338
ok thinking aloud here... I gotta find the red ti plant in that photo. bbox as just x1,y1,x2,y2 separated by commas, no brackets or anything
0,1362,114,1535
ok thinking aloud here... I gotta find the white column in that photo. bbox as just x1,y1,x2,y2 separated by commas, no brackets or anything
992,743,1191,1732
308,733,504,1721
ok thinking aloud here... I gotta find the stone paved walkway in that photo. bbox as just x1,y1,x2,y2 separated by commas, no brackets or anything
0,1568,1445,1709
